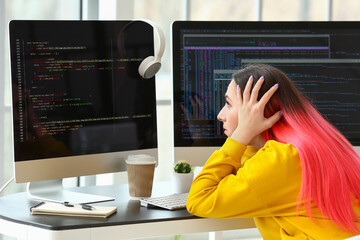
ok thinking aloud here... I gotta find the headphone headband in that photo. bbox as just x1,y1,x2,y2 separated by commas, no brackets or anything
135,19,165,78
136,19,165,61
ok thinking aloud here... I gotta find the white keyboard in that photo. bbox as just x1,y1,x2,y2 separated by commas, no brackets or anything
140,193,188,210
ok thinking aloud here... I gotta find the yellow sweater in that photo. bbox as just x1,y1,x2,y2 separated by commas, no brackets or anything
187,138,360,240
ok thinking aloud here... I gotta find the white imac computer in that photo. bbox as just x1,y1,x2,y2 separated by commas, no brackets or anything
9,20,159,203
172,21,360,166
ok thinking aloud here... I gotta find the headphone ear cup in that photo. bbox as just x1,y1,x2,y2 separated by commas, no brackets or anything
138,56,161,79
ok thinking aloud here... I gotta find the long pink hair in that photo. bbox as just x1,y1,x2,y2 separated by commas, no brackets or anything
233,64,360,232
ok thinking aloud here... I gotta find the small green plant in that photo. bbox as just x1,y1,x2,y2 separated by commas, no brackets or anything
172,235,182,240
174,160,192,173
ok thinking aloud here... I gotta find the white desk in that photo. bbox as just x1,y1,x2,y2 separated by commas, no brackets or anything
0,182,256,240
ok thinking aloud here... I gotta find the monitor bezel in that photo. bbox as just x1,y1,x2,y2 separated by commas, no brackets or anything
13,148,158,183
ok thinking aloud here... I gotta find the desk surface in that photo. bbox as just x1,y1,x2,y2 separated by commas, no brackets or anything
0,182,195,231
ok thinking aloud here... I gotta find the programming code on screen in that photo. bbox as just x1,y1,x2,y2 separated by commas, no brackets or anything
10,21,157,161
173,22,360,146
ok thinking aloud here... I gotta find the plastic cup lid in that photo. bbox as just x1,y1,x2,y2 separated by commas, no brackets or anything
126,154,156,165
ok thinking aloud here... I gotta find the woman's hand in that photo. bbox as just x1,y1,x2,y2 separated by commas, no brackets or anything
230,76,282,145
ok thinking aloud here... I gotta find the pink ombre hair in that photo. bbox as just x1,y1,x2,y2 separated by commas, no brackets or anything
233,64,360,233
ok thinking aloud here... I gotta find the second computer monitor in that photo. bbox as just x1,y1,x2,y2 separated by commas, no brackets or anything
172,21,360,166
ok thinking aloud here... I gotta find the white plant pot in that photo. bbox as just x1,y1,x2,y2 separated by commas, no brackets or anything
172,172,194,194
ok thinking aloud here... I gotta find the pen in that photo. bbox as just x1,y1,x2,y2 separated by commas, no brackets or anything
30,201,45,213
81,204,95,211
64,201,95,211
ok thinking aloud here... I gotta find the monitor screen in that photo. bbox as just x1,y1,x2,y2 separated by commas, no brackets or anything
10,20,158,184
172,21,360,166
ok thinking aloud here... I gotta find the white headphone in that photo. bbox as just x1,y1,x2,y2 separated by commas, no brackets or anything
136,19,165,79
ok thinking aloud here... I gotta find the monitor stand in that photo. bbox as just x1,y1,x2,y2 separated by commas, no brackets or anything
27,179,115,204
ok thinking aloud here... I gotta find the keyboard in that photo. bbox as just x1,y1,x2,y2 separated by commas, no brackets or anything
140,193,188,210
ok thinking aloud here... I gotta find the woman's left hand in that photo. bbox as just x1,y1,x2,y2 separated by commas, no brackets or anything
230,76,282,145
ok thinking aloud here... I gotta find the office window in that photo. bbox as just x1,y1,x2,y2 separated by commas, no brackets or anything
333,0,360,20
188,0,257,21
263,0,328,21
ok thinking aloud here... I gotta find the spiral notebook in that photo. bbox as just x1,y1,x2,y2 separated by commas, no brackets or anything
30,202,117,218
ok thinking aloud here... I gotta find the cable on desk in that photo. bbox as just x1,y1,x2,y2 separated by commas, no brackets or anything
0,176,14,194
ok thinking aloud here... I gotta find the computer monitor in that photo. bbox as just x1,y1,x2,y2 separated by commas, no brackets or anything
9,20,158,203
172,21,360,167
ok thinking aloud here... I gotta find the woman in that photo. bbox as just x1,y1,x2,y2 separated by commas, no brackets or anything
186,64,360,239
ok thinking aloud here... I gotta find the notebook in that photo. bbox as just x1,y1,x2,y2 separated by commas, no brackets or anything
30,202,117,218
